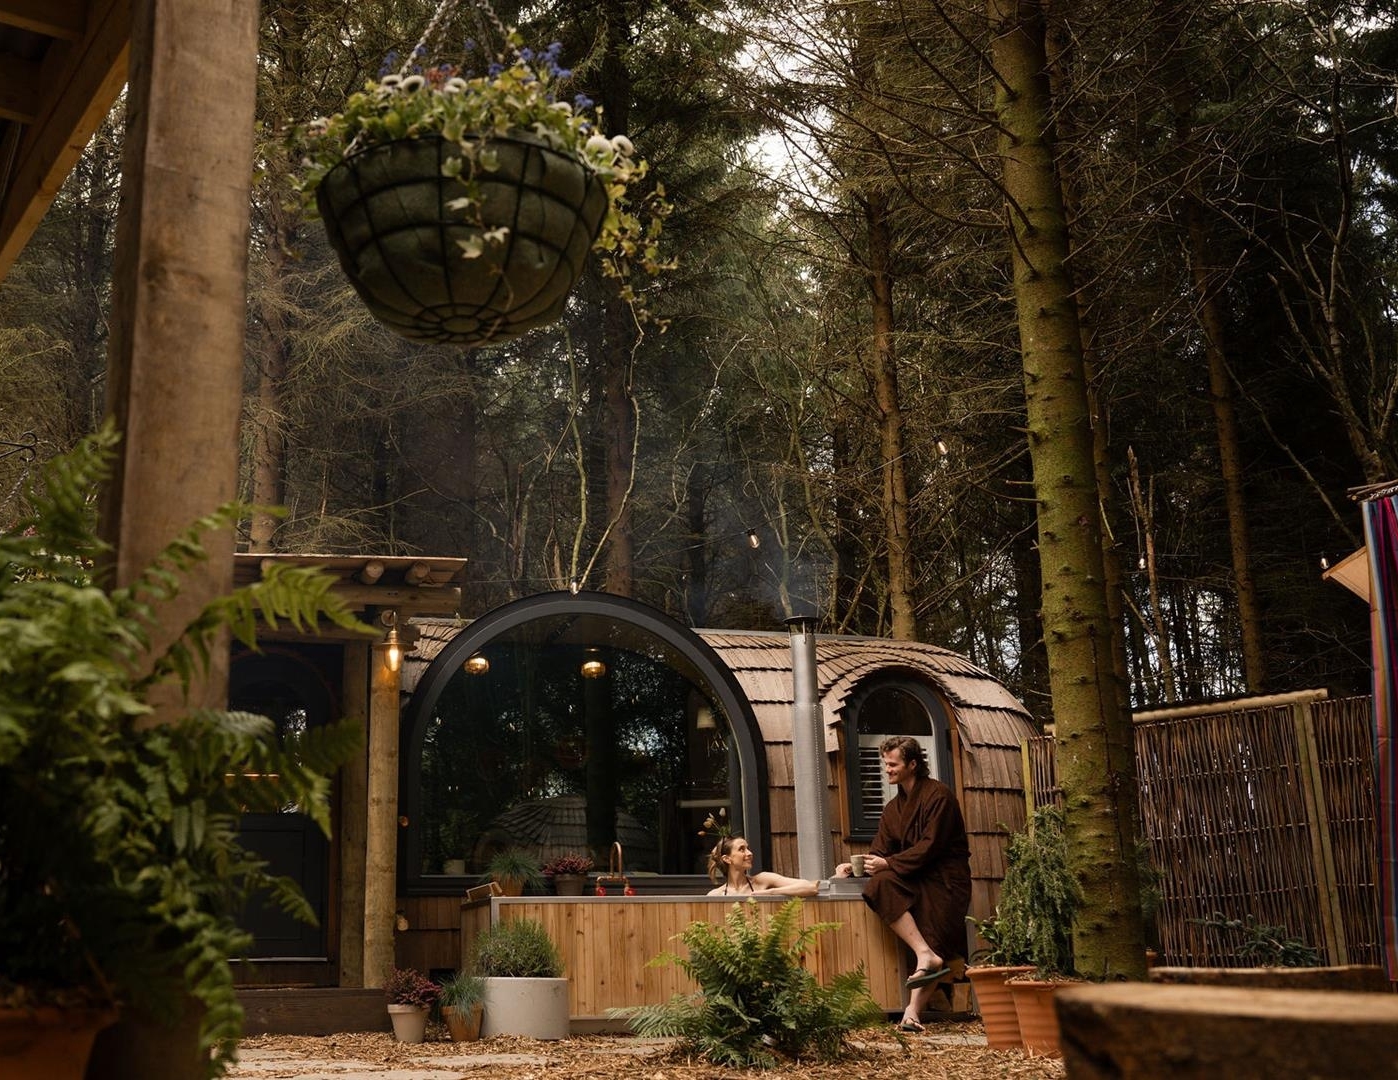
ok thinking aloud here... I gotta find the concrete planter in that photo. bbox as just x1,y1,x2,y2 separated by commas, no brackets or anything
481,977,569,1040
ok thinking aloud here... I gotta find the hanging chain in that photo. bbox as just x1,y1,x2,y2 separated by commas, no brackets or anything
399,0,515,78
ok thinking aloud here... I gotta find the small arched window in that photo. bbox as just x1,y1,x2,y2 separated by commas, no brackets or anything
843,678,953,840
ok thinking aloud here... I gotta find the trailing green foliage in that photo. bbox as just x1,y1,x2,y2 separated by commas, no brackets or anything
1192,912,1322,968
990,806,1082,976
0,423,366,1076
621,899,889,1068
471,917,564,978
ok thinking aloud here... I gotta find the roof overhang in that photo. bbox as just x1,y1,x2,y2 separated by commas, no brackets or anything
0,0,129,280
234,553,468,620
1323,547,1370,604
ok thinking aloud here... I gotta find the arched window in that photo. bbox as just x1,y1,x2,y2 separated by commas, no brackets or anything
399,593,767,894
843,678,953,840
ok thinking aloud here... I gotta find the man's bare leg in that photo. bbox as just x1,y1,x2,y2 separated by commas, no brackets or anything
889,911,942,974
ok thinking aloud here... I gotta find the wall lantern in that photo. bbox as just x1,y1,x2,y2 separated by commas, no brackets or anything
695,703,717,730
579,648,607,679
463,653,490,676
378,610,402,673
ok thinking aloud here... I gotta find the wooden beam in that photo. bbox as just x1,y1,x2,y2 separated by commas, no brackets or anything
0,0,86,37
0,0,128,280
363,647,400,988
329,582,462,613
97,0,258,701
357,559,385,585
404,560,431,584
0,57,42,123
338,642,369,988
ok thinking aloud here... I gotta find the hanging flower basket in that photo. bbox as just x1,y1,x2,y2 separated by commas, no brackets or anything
316,132,607,345
294,30,668,347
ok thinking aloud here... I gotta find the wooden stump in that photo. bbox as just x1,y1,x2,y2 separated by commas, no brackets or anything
1057,983,1398,1079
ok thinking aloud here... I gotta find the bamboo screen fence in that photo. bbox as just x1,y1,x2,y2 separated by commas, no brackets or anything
1022,696,1381,968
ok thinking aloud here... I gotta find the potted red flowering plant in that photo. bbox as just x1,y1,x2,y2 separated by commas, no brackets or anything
542,852,594,896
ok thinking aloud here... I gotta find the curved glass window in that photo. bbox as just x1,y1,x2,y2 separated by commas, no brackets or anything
399,593,767,893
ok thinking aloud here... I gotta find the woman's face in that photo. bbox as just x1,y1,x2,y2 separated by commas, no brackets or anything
726,837,754,872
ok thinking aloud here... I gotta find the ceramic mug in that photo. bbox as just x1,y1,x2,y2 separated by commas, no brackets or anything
851,854,865,877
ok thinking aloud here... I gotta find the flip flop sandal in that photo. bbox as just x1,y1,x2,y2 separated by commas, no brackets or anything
896,1018,925,1033
906,966,950,988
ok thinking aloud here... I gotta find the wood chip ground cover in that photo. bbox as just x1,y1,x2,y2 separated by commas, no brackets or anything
232,1021,1066,1079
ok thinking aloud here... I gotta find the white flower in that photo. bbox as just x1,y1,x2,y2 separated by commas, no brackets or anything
443,78,468,94
610,134,634,157
400,75,426,93
379,74,402,89
585,134,615,159
550,101,574,115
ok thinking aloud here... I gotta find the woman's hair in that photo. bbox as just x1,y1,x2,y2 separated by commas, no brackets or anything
879,735,930,779
707,835,743,884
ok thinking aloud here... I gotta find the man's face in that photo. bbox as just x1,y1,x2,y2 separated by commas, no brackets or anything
882,748,913,786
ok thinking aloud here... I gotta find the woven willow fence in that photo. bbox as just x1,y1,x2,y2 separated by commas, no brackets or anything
1023,695,1381,967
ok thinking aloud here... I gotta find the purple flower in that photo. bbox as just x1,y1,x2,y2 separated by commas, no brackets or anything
574,93,594,110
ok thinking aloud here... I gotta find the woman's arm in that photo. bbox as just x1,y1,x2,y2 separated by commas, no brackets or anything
751,871,818,896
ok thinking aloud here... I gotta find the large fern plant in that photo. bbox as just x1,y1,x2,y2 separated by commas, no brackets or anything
0,424,365,1076
623,899,889,1068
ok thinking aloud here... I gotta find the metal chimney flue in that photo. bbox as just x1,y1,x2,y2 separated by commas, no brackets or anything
786,612,833,881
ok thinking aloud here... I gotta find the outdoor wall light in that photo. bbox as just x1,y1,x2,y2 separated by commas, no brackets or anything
463,653,490,676
378,610,402,673
580,648,607,679
695,703,717,730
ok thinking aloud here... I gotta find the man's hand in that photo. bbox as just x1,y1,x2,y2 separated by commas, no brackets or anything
865,854,889,873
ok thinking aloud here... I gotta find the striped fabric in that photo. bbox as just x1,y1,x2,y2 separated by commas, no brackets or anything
1363,493,1398,977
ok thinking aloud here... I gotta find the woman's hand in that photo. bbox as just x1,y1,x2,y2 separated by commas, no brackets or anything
834,862,852,877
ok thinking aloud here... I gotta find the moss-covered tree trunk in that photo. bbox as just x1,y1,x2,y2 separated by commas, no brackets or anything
987,0,1145,979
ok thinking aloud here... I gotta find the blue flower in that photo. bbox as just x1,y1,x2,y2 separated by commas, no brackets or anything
377,50,399,77
574,93,594,110
488,62,504,77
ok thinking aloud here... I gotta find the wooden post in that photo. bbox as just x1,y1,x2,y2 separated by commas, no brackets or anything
85,0,257,1073
1291,700,1348,964
364,629,402,987
338,641,370,987
97,0,256,703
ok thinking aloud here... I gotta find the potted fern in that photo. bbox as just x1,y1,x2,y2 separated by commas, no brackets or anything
472,918,567,1039
0,425,363,1078
295,34,666,346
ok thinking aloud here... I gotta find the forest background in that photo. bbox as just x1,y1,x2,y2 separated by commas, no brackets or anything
1,0,1394,726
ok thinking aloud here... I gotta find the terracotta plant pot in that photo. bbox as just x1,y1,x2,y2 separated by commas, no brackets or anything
1007,978,1071,1057
442,1002,483,1042
316,134,607,346
386,1003,429,1044
0,1005,117,1080
966,965,1033,1049
551,873,588,896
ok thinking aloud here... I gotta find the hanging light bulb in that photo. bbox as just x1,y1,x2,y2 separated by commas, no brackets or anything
580,648,607,679
569,578,580,595
464,653,490,676
747,529,761,550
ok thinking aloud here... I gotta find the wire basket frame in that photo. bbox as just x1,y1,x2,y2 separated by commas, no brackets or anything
317,133,607,345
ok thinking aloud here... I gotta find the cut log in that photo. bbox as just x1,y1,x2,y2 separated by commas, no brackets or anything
1058,982,1398,1079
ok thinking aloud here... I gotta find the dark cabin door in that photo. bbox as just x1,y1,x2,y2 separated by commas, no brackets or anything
230,648,339,959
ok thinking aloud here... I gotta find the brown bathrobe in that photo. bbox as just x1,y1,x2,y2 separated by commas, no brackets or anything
862,775,972,963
